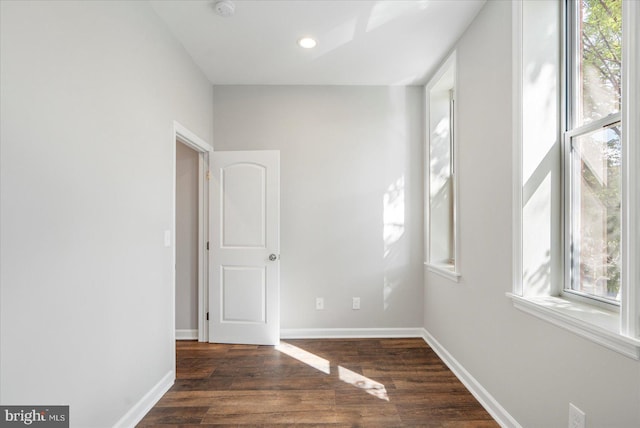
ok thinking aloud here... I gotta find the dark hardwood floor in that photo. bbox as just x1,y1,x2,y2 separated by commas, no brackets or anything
138,338,498,427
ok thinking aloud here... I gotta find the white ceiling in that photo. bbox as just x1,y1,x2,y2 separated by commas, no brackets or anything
149,0,485,86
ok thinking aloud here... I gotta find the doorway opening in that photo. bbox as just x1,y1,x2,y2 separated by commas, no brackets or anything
173,122,213,344
175,142,200,340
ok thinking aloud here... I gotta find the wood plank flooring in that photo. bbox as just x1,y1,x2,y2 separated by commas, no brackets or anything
138,338,498,427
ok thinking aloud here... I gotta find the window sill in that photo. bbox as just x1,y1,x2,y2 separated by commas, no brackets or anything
507,293,640,360
425,263,461,282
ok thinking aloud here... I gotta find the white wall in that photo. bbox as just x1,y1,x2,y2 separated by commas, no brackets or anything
212,86,423,330
175,143,199,331
0,1,212,426
424,1,640,427
521,0,562,298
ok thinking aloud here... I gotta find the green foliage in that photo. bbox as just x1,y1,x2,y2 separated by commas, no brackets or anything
577,0,622,299
581,0,622,118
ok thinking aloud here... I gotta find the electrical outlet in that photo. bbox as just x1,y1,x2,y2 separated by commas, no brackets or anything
569,403,585,428
315,297,324,310
352,297,361,310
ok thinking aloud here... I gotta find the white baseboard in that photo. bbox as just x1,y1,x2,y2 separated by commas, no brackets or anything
421,329,521,428
112,370,174,428
280,327,425,339
176,329,198,340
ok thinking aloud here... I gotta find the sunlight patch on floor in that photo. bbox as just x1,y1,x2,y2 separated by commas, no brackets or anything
275,342,390,401
275,342,331,374
338,365,389,401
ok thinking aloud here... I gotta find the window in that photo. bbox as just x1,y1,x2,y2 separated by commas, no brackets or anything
511,0,640,358
564,0,622,306
425,53,459,281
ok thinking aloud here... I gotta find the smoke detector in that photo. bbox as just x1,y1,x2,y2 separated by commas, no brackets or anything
213,1,235,18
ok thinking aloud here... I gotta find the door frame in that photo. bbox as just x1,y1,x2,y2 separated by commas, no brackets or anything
172,121,213,343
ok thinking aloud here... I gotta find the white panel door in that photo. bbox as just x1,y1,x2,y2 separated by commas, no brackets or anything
210,150,280,345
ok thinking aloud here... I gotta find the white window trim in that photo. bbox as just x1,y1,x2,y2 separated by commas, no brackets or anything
507,293,640,359
620,0,640,340
426,263,461,282
424,51,460,282
510,0,640,359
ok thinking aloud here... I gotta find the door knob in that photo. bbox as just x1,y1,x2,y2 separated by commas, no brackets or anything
269,254,278,261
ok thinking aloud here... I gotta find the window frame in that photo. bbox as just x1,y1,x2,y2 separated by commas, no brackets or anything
424,51,461,282
562,116,622,310
562,0,623,309
510,0,640,359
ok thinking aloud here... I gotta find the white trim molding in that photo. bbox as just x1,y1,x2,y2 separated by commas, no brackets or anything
174,122,213,154
175,329,198,340
508,293,640,360
422,329,521,428
511,0,523,298
425,263,462,282
112,370,174,428
280,328,425,340
620,0,640,339
172,121,213,344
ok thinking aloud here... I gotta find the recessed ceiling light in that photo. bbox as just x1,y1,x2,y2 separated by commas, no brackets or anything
298,37,317,49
